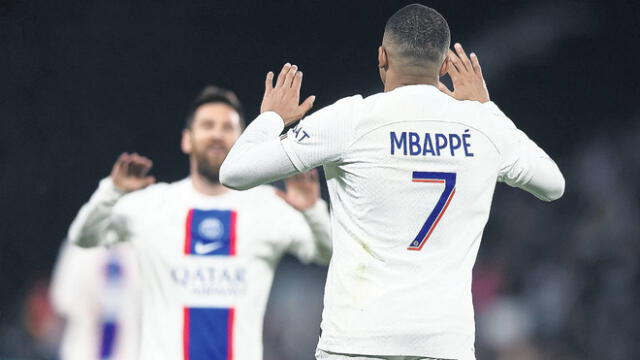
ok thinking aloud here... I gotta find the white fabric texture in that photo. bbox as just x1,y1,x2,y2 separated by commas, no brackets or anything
220,111,298,190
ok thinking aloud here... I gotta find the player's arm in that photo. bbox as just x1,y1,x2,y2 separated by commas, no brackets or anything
220,63,355,190
220,63,314,190
277,170,332,264
439,43,565,201
68,153,155,247
487,104,565,201
50,242,78,316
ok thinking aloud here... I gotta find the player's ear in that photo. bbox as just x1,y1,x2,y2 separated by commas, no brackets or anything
378,46,388,70
181,128,192,154
439,55,449,77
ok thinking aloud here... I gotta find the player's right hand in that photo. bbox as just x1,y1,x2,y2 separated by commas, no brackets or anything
437,43,490,103
261,63,316,126
275,169,320,211
110,152,156,193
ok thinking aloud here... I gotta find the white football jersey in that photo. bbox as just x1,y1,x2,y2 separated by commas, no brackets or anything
68,178,331,360
268,85,563,359
50,243,140,360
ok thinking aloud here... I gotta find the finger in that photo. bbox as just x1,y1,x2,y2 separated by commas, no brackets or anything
124,157,137,177
287,172,306,183
470,52,483,78
284,64,298,88
128,159,144,177
145,176,156,186
291,71,303,97
274,189,288,202
454,43,471,72
140,158,153,177
437,81,454,96
119,154,132,174
136,156,152,176
264,71,274,95
308,169,319,182
299,95,316,115
112,153,128,173
275,63,291,88
138,156,152,166
307,169,319,184
447,50,461,76
129,153,146,177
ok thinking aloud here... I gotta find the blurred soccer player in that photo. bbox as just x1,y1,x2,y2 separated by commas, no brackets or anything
220,4,565,360
67,86,332,360
50,242,140,360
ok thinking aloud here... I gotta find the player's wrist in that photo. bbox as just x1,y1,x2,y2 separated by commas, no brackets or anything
110,178,131,194
98,177,127,201
257,111,287,128
481,101,503,115
301,198,327,217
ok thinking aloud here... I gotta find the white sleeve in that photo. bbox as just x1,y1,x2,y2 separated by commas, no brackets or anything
219,112,299,190
282,199,332,265
485,102,565,201
220,96,359,190
280,95,360,172
67,177,131,247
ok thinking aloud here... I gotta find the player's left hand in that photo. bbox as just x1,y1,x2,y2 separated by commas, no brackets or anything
276,169,320,211
261,63,316,126
437,43,490,103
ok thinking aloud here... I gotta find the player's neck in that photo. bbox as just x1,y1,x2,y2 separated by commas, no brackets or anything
190,169,229,196
383,70,438,92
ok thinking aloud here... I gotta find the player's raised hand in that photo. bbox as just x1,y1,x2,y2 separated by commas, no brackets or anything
261,63,316,126
275,169,320,211
110,152,156,193
437,43,490,103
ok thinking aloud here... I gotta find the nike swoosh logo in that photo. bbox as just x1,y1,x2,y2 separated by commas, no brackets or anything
194,241,224,254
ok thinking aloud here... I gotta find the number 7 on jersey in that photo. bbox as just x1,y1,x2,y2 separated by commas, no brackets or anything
408,171,456,251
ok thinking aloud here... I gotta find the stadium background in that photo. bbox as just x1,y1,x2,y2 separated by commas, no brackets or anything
1,0,639,359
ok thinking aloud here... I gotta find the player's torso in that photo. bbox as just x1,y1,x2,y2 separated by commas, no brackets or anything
334,86,500,257
123,181,286,360
58,245,140,360
322,86,502,341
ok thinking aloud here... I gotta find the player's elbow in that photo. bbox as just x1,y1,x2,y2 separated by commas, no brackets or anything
219,161,252,191
541,173,565,202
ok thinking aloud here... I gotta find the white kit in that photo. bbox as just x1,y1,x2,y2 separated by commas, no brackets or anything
68,178,331,360
222,84,564,360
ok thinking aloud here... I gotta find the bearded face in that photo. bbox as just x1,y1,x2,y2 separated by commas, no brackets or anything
181,103,242,183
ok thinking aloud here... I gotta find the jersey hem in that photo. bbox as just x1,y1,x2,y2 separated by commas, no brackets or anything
317,333,475,360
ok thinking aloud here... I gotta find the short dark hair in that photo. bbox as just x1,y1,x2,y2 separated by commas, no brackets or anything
383,4,450,67
185,85,245,129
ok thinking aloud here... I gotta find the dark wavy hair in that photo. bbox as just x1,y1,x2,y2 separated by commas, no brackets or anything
184,85,244,129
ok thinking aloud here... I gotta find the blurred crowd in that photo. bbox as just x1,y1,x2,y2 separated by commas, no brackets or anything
1,116,637,360
471,117,640,359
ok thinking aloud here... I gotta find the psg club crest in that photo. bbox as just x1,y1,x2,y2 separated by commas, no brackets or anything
183,209,237,256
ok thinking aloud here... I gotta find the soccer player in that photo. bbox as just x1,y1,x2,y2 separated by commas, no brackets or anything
50,242,140,360
67,86,332,360
219,4,565,360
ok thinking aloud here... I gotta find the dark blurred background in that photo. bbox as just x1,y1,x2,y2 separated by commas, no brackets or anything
1,0,639,359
